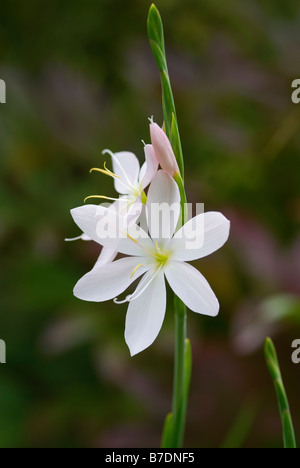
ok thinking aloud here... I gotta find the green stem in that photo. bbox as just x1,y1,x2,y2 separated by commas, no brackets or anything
147,4,184,178
264,337,297,448
171,296,187,447
148,4,191,448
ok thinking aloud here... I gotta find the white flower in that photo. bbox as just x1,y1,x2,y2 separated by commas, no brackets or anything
101,144,158,203
70,171,230,356
67,144,158,268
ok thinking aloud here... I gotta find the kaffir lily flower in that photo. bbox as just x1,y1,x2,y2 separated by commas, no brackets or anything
66,144,158,268
150,122,179,176
70,171,230,356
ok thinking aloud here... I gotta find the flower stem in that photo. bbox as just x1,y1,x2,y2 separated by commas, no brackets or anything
148,4,191,447
147,4,184,178
264,337,297,448
171,295,188,447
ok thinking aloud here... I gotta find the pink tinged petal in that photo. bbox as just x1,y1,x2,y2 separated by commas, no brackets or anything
125,268,166,356
139,144,159,189
107,151,140,194
74,257,150,302
150,123,179,176
171,212,230,262
70,204,153,256
92,247,117,269
165,261,219,317
146,170,181,240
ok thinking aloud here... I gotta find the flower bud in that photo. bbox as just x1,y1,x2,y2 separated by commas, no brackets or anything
150,122,179,176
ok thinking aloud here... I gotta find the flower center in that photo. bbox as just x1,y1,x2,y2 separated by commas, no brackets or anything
130,185,142,199
153,242,170,266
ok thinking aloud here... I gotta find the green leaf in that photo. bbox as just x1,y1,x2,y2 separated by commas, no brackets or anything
149,40,166,73
170,113,184,177
161,413,173,448
161,70,175,134
282,409,297,449
184,339,192,404
264,337,297,448
147,4,165,54
221,397,260,448
147,4,185,178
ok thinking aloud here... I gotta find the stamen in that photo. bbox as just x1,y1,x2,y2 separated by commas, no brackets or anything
113,295,132,305
64,235,84,242
84,195,123,203
102,149,136,191
130,263,144,278
155,241,162,253
129,265,163,302
126,233,138,244
154,241,169,264
113,264,162,305
104,161,120,178
148,115,154,124
89,163,120,179
124,232,154,257
91,157,131,192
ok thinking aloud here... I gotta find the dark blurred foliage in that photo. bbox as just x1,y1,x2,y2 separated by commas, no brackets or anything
0,0,300,448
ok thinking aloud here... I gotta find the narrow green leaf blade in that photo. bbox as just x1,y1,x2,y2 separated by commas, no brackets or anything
161,413,174,448
170,112,184,177
264,337,297,448
282,409,297,449
147,4,165,54
221,397,260,448
184,339,192,402
149,40,166,73
161,70,176,135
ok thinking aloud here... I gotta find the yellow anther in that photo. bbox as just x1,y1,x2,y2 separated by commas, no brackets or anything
104,161,120,178
154,242,169,264
130,264,143,278
126,233,138,244
89,162,120,178
155,241,162,253
84,195,117,203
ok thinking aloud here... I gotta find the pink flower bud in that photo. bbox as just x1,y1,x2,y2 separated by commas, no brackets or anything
150,122,179,176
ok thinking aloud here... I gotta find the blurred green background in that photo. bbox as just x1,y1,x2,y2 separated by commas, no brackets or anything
1,0,300,448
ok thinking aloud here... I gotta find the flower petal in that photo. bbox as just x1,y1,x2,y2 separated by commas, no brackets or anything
108,196,143,226
150,123,179,176
105,150,140,194
139,144,159,189
93,247,117,269
125,268,166,356
146,170,180,240
165,261,219,316
71,204,153,256
170,212,230,261
74,257,149,302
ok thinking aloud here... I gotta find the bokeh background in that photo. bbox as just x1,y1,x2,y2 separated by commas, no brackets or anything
1,0,300,448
